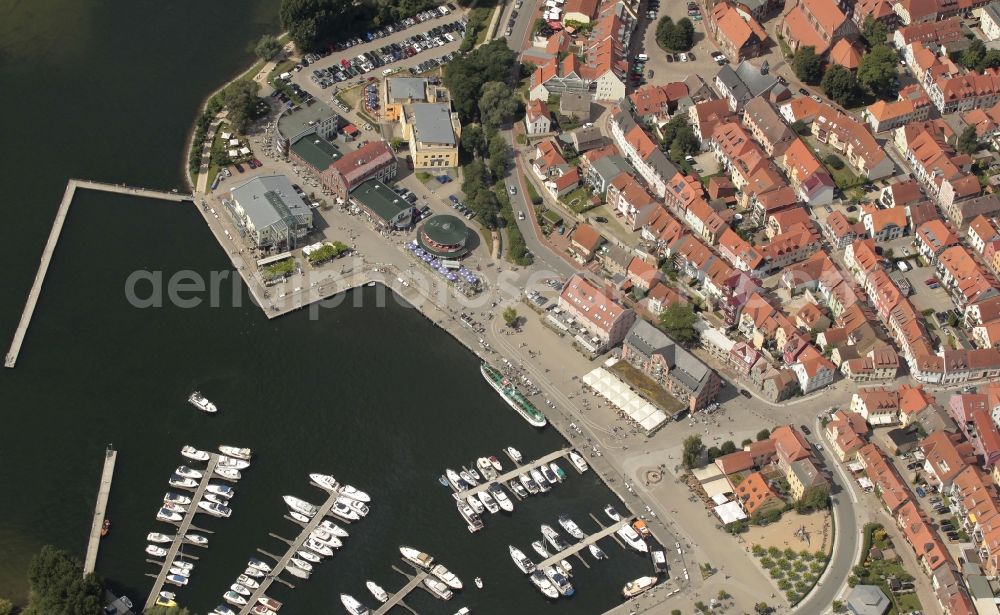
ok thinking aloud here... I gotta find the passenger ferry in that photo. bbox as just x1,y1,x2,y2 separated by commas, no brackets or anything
480,362,547,427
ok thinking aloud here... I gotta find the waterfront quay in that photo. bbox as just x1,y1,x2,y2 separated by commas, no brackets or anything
371,565,430,615
449,448,572,500
83,445,117,575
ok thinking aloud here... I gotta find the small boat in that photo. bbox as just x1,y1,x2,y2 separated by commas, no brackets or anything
247,558,272,572
218,445,251,460
367,581,388,603
223,590,247,606
475,577,483,589
339,484,371,503
569,451,589,473
589,544,608,560
520,474,540,495
162,501,187,514
616,523,648,553
213,606,236,615
237,575,260,589
289,557,313,572
530,469,550,492
466,495,485,514
257,596,283,611
164,492,192,505
159,591,177,601
188,391,218,413
432,564,463,590
540,465,558,485
206,484,234,498
146,545,167,557
338,496,369,517
320,519,350,537
156,508,182,523
622,576,657,598
243,566,264,578
214,466,241,481
250,606,274,615
218,455,251,470
457,501,483,531
341,593,370,615
400,546,434,569
175,465,203,479
205,493,228,506
531,540,549,558
181,445,210,461
529,571,559,599
310,531,342,549
231,583,251,596
506,446,523,463
544,566,574,596
310,473,340,491
305,538,333,557
489,456,502,471
423,577,454,600
147,532,171,544
488,483,514,512
446,469,465,491
185,533,208,545
289,511,312,524
558,514,585,540
510,545,536,574
283,495,318,517
166,574,189,587
438,475,450,487
169,475,197,490
155,597,178,608
101,519,110,537
198,500,232,518
459,470,477,486
331,499,360,522
468,466,481,481
169,567,191,578
541,524,568,551
605,505,621,522
508,479,528,498
477,491,499,514
285,564,311,579
172,559,194,571
476,458,497,480
559,559,573,576
455,609,471,615
549,462,566,481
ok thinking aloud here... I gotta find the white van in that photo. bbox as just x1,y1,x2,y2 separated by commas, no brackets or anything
636,53,649,61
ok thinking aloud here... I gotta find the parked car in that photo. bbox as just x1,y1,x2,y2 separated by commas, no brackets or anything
916,486,926,497
799,425,811,435
594,216,608,223
508,184,517,195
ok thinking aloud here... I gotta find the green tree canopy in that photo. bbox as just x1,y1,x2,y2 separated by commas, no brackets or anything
821,65,861,106
957,125,980,154
656,17,675,51
667,18,695,51
478,81,519,131
23,546,103,615
255,34,283,61
861,17,888,48
659,301,698,345
443,40,517,123
221,79,261,134
792,46,823,84
756,428,771,441
683,435,705,468
720,440,737,455
857,44,898,100
961,39,987,70
503,306,519,327
487,133,512,180
461,124,486,157
796,483,831,513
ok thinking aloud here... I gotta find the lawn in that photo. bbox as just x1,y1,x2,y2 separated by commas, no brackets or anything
828,162,862,190
560,185,595,213
205,121,229,190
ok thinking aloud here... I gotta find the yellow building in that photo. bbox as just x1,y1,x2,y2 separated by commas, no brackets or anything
383,76,461,169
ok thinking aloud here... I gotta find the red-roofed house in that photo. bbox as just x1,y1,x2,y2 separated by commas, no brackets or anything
735,471,784,516
790,345,836,393
920,430,977,491
320,140,398,200
780,0,858,55
709,3,770,61
557,274,637,351
524,99,553,135
570,223,604,261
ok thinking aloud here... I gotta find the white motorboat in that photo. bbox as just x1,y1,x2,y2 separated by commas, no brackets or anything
289,511,312,524
218,445,252,460
223,590,247,606
198,500,232,518
445,469,465,491
204,493,228,506
164,492,191,505
285,564,311,579
169,475,197,490
432,564,463,590
338,496,368,517
257,596,283,612
400,546,434,569
488,456,502,472
616,523,648,552
162,501,187,514
589,544,608,560
558,559,573,576
476,458,497,480
340,594,370,615
289,557,313,572
520,473,540,494
529,571,559,599
488,483,514,512
506,446,522,463
622,576,657,598
544,566,574,596
466,495,485,514
247,558,272,573
243,566,264,578
181,445,210,461
339,484,371,503
310,473,340,491
165,574,189,587
475,577,483,589
468,466,481,481
569,451,589,473
169,567,191,578
188,391,218,413
423,577,454,600
509,545,535,574
367,580,388,603
206,484,234,498
213,606,236,615
459,469,477,486
305,538,333,557
147,532,172,543
175,465,203,479
531,540,549,558
605,504,621,522
549,462,566,481
558,514,585,540
159,591,177,601
248,606,273,615
507,479,528,498
330,499,360,522
540,465,558,485
529,469,550,492
218,455,251,470
172,559,194,571
157,508,182,523
185,533,208,545
237,574,260,589
214,466,241,481
146,545,167,557
477,491,499,514
320,519,349,537
457,501,483,532
283,495,318,517
541,524,568,552
310,530,342,549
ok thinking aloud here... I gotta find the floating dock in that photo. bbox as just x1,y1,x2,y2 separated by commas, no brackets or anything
5,179,191,368
452,448,572,499
372,565,431,615
83,445,118,575
143,454,220,611
534,519,632,570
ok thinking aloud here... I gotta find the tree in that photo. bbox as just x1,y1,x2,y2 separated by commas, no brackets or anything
720,440,737,455
479,81,519,131
982,49,1000,71
221,79,261,134
796,483,831,513
23,546,103,615
862,17,888,48
682,435,705,468
443,40,517,123
487,134,512,181
962,39,987,71
0,599,12,615
742,438,753,447
659,301,698,345
793,46,823,84
822,65,860,106
656,16,676,51
503,306,519,327
791,119,809,135
667,18,695,51
706,446,722,461
756,428,771,441
857,44,899,99
461,124,486,157
755,602,772,615
957,125,980,155
472,188,501,228
255,34,283,61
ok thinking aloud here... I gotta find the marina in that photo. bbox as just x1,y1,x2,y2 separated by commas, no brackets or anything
371,565,431,615
534,521,637,572
83,445,117,575
449,448,573,499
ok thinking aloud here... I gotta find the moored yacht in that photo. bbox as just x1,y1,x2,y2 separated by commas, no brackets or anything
198,500,232,518
212,606,236,615
164,492,191,505
476,458,496,480
520,473,540,494
459,470,477,486
170,567,191,578
338,496,368,517
549,462,566,481
188,391,217,413
531,540,548,558
589,544,608,560
147,532,172,543
156,508,182,523
214,466,241,481
509,545,536,574
481,363,548,427
605,504,621,521
172,559,194,571
310,473,339,491
296,549,321,563
445,468,465,491
508,479,528,498
543,566,574,596
165,574,189,587
305,538,333,557
289,557,313,572
339,484,370,503
218,455,251,470
243,566,264,578
310,529,342,548
320,519,349,537
540,465,558,485
529,571,559,599
432,564,463,590
400,546,434,569
488,455,502,471
541,524,568,551
569,451,589,473
367,581,388,603
477,491,499,514
181,445,210,461
168,475,197,490
237,574,259,589
289,511,311,524
162,501,187,514
257,596,282,611
184,533,208,545
622,576,657,597
466,495,484,514
616,523,648,552
206,484,234,498
422,577,454,600
146,545,167,557
530,469,550,492
175,465,202,479
218,445,251,460
340,593,370,615
204,493,228,506
285,563,311,579
456,501,483,532
223,590,247,606
488,483,514,512
283,495,318,517
247,558,272,572
506,446,523,463
558,514,585,540
330,499,360,522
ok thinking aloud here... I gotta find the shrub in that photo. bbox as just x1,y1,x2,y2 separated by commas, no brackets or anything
825,154,845,170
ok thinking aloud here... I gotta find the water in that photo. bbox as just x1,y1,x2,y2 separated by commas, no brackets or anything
0,2,652,613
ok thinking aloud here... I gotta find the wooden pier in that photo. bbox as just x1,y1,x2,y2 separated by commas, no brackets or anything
5,179,191,369
372,565,430,615
535,518,632,570
453,448,572,499
143,454,220,611
237,490,342,615
82,445,117,575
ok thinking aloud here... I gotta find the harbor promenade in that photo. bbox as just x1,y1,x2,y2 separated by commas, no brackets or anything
535,520,632,570
5,179,191,368
372,566,430,615
144,454,220,611
83,445,117,575
452,448,572,499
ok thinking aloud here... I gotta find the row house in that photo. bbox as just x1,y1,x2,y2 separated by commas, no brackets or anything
851,385,902,426
966,294,1000,328
892,16,964,50
742,97,795,158
948,393,1000,467
862,206,909,243
841,345,900,382
920,430,978,492
708,2,770,62
790,345,836,393
688,99,736,148
610,109,677,198
864,92,932,134
880,179,924,208
967,215,1000,256
750,185,799,227
825,409,870,461
858,443,913,514
640,207,687,253
718,227,765,275
761,223,821,273
904,128,973,204
948,465,1000,579
915,219,960,266
844,238,882,286
936,245,1000,308
821,211,867,249
924,68,1000,115
780,139,835,206
529,55,591,101
531,140,581,198
779,0,858,55
972,319,1000,349
684,197,728,244
606,172,660,231
557,273,637,351
713,60,787,112
947,194,1000,230
896,500,952,575
628,82,689,126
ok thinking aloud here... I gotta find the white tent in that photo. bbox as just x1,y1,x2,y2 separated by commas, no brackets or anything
581,368,668,433
228,149,240,158
714,501,746,524
239,146,251,156
221,132,232,140
228,138,240,147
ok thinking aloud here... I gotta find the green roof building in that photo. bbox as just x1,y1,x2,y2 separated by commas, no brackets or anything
349,180,413,229
289,134,342,172
417,214,469,258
